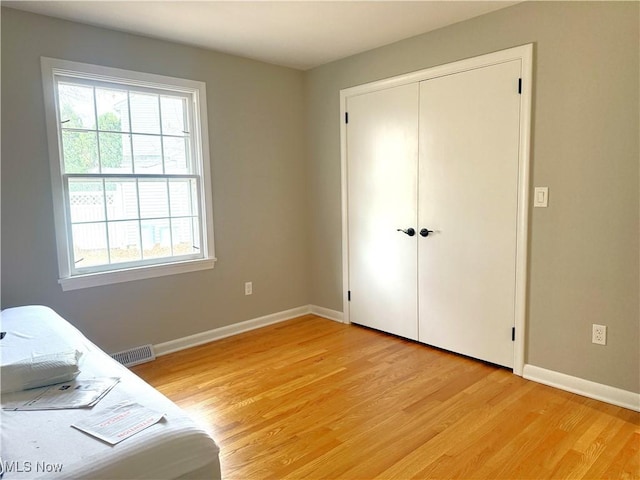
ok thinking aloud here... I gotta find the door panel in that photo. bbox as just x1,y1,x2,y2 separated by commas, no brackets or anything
418,60,522,367
347,84,419,340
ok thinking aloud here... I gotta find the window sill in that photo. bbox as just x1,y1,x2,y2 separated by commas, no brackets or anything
59,257,216,291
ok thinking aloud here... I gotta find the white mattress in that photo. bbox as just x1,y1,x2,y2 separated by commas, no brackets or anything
0,306,221,479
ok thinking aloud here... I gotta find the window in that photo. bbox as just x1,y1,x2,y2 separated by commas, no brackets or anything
41,58,215,290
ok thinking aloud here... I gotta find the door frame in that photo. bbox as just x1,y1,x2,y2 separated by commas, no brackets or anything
340,44,533,376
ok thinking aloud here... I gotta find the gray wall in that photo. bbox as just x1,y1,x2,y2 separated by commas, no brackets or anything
305,1,639,393
1,8,310,353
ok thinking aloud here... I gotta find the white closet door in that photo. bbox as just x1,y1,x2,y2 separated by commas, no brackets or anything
347,83,419,340
418,60,522,367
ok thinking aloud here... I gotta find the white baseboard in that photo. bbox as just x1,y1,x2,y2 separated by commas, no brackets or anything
154,305,310,356
523,364,640,412
309,305,344,323
154,304,344,356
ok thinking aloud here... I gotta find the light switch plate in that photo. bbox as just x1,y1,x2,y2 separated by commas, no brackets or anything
534,187,549,207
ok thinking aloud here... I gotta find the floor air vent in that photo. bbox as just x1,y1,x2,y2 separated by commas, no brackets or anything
110,344,155,367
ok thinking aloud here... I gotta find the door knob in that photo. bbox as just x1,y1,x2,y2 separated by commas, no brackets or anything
420,228,433,237
397,228,416,237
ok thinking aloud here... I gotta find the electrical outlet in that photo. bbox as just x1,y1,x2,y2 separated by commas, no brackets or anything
592,324,606,345
244,282,252,296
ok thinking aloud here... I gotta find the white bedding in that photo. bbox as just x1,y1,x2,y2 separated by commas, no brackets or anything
0,306,221,479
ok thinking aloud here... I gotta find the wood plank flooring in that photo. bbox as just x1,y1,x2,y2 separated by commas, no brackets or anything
133,315,639,479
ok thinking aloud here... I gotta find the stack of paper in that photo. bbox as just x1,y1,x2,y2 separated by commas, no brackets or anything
1,377,120,411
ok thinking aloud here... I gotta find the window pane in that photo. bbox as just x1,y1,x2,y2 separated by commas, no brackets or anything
108,221,142,263
62,130,99,173
72,222,108,268
132,134,162,173
68,179,105,222
105,179,138,221
171,218,197,255
141,219,171,259
58,83,96,129
169,179,196,216
99,132,132,173
130,92,160,134
163,137,189,174
96,88,128,132
161,96,187,136
139,179,169,218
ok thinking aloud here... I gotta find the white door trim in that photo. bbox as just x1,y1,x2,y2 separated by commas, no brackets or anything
340,44,533,376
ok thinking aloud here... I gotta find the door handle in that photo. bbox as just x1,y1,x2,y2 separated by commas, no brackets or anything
420,228,434,237
397,228,416,237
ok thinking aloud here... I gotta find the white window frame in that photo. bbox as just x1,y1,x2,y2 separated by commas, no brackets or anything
41,57,216,291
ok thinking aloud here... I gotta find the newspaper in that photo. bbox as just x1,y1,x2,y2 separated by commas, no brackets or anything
1,377,119,411
72,401,165,445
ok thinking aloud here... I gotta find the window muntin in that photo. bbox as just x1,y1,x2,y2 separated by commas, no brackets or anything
42,58,215,288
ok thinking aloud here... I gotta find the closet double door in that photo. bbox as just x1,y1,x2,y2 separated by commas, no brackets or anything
346,59,522,368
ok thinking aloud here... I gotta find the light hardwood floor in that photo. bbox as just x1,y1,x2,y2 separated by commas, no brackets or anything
133,315,639,479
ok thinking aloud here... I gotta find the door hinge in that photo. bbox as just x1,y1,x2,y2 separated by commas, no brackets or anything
512,327,516,341
348,290,351,301
518,78,522,94
345,112,349,124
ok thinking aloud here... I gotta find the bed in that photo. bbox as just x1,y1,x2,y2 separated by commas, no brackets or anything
0,305,221,479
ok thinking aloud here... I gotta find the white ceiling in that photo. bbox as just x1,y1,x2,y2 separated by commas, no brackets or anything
4,1,520,70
